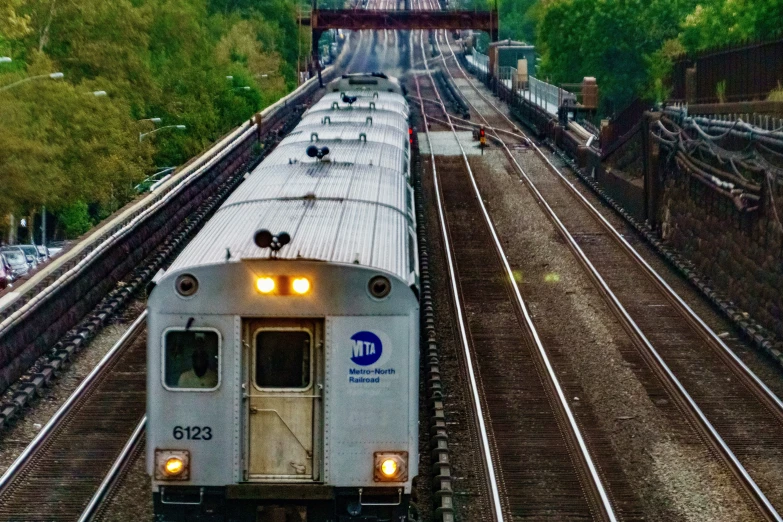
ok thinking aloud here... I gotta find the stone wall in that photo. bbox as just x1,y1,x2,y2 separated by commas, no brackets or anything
659,169,783,339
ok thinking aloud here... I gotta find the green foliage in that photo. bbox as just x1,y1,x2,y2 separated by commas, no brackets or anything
0,0,301,241
532,0,783,113
536,0,698,113
768,83,783,102
680,0,783,51
59,200,93,238
715,79,727,103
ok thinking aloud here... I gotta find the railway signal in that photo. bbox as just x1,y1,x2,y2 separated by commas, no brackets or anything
479,126,486,154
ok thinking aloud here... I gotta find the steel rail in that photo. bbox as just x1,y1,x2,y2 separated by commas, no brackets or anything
408,4,503,520
412,41,504,522
78,416,147,522
436,33,783,521
414,12,617,521
443,38,783,421
0,312,147,495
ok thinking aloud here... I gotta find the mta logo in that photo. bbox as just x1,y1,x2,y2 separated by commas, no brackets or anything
350,331,382,366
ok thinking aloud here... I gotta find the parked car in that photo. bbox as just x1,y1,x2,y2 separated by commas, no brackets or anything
0,247,30,279
0,256,11,289
17,245,40,268
35,245,50,261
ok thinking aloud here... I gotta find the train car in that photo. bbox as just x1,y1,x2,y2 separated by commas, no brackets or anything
329,73,406,96
146,74,419,522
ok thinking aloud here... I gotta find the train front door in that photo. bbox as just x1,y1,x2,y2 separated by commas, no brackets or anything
244,319,323,481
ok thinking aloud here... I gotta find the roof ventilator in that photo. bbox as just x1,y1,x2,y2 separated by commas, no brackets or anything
310,132,319,142
366,117,373,125
369,102,376,111
359,133,367,143
322,116,331,125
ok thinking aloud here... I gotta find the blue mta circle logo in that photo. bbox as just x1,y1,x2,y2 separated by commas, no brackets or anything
350,331,382,366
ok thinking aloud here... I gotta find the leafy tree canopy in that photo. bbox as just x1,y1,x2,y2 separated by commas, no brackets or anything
0,0,306,239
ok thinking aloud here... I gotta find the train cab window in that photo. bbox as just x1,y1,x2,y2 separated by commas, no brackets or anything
255,330,311,389
164,330,220,390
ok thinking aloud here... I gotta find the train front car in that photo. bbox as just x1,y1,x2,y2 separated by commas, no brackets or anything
147,76,420,522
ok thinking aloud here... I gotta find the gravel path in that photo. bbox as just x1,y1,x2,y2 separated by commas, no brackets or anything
469,149,756,520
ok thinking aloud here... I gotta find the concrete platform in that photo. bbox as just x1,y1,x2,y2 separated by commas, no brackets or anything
420,131,484,156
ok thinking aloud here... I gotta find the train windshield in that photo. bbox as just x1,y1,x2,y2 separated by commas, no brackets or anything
164,330,220,390
255,330,311,389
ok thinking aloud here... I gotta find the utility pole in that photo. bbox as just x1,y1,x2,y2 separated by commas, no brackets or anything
8,214,15,244
41,206,47,247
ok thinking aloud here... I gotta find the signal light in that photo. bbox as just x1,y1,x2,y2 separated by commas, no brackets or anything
256,277,275,294
479,127,485,137
292,277,311,294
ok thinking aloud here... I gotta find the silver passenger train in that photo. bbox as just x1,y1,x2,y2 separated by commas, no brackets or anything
146,73,419,522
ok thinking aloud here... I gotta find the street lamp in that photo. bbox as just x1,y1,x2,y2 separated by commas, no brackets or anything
234,86,251,91
139,124,186,142
0,72,64,92
86,90,107,97
0,57,11,64
138,117,162,124
226,75,234,80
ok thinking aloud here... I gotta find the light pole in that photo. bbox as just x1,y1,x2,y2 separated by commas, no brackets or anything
0,72,64,92
0,57,11,64
139,124,186,142
233,86,251,91
85,90,107,97
137,117,162,124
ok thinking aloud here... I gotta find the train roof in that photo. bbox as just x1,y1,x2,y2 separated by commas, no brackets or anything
164,84,413,284
284,124,407,151
263,141,407,173
299,110,407,129
167,161,414,281
309,95,409,118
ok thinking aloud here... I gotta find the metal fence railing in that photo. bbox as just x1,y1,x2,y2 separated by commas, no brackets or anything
672,37,783,103
529,76,569,112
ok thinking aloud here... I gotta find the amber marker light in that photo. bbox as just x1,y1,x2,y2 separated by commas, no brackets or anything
373,451,408,482
154,449,190,480
256,277,275,294
165,457,185,476
381,458,398,477
292,277,311,295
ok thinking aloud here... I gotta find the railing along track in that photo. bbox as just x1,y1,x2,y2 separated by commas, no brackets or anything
412,17,616,521
435,29,783,521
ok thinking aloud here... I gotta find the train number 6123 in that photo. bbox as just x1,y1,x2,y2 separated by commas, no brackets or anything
173,426,212,440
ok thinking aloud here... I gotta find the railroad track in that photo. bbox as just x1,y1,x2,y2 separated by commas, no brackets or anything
411,18,617,521
0,314,147,521
431,25,783,521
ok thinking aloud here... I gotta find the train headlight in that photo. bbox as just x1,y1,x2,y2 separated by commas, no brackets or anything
155,449,190,481
256,277,275,294
292,277,311,294
165,457,185,476
374,451,408,482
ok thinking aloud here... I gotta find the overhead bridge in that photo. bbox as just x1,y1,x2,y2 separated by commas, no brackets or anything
311,9,498,41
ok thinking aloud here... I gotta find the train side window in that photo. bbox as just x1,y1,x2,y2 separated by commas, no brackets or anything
164,330,220,390
255,330,311,389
